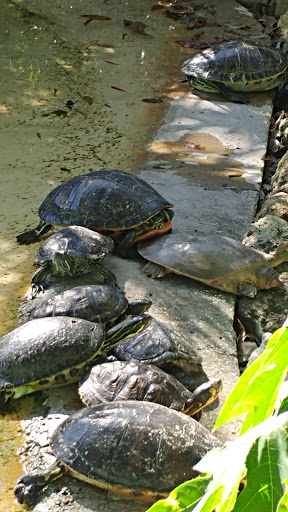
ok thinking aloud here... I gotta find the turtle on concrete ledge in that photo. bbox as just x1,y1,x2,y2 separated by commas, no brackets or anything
138,232,288,297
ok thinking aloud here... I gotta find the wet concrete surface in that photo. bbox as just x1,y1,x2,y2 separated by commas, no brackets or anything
0,0,276,511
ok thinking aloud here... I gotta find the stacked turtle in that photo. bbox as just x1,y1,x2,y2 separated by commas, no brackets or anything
9,168,226,506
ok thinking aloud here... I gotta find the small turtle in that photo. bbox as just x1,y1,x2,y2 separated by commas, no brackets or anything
30,226,115,294
14,401,222,506
29,283,152,325
0,314,151,406
138,232,288,297
79,360,222,416
181,40,288,103
112,318,209,392
16,169,174,257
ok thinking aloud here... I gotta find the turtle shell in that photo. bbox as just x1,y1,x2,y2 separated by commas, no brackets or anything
79,360,193,410
30,284,128,324
181,41,288,92
38,169,172,230
50,401,221,500
111,318,208,391
139,232,269,283
0,317,105,400
34,226,114,265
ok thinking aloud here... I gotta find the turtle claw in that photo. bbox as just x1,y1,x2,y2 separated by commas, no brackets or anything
14,479,39,508
16,229,40,245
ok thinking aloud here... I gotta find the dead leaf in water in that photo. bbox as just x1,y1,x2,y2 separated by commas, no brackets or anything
111,85,127,92
82,14,111,25
123,19,151,36
60,167,71,173
104,60,119,65
36,132,41,139
142,97,164,103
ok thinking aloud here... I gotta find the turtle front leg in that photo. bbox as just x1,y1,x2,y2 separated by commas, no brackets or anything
14,461,67,507
142,261,172,279
16,221,52,245
115,230,138,258
213,82,250,104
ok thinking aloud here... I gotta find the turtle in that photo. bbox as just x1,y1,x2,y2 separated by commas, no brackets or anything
14,401,222,506
111,318,211,392
138,232,288,298
181,40,288,103
78,360,222,416
29,283,152,325
16,169,174,258
30,226,115,295
0,314,151,406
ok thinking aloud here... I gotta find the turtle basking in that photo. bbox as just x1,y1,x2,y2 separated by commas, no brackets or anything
30,226,115,294
16,169,174,258
0,314,151,406
79,360,222,416
14,401,222,506
29,283,152,326
138,232,288,297
181,40,288,103
112,318,210,392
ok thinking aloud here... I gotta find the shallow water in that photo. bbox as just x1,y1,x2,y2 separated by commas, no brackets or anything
0,1,192,509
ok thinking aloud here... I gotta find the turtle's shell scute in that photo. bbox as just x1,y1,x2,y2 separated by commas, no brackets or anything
181,41,288,89
138,232,263,280
39,169,172,230
35,226,114,265
0,317,104,390
51,401,221,497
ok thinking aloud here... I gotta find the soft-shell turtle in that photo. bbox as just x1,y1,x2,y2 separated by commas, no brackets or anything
79,360,222,416
16,169,174,257
0,314,151,405
31,226,115,293
14,401,221,506
112,318,209,392
138,232,288,297
181,40,288,103
30,283,151,325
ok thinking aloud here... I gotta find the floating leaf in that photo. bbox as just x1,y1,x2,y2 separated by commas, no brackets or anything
36,132,41,139
142,97,164,103
53,88,57,96
104,60,119,65
95,42,117,48
81,14,111,25
60,167,71,173
111,85,127,92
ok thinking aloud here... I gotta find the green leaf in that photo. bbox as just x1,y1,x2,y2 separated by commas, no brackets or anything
277,481,288,511
232,414,288,511
214,327,288,434
145,475,212,512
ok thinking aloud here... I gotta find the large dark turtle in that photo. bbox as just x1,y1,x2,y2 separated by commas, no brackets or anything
0,314,151,406
14,401,222,506
29,283,151,325
181,40,288,103
16,169,174,257
78,360,222,416
138,232,288,297
111,318,210,392
31,226,115,294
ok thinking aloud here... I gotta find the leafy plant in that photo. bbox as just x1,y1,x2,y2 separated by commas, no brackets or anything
146,326,288,512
